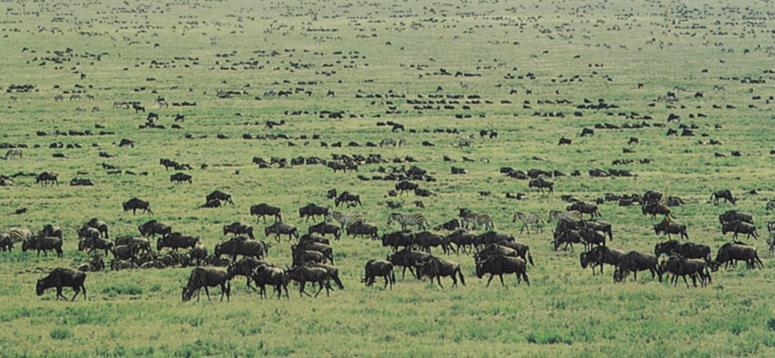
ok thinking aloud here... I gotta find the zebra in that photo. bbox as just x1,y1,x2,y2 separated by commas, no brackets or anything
4,149,22,160
548,210,583,222
379,138,397,147
5,227,33,243
387,213,428,231
766,200,774,211
458,208,494,231
326,211,365,232
512,212,545,234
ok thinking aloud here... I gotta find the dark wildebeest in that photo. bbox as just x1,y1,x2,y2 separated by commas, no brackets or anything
446,229,477,254
300,233,330,245
580,246,626,274
395,181,419,195
251,265,289,299
380,231,414,251
412,231,450,254
528,177,554,193
182,267,231,302
295,242,334,264
613,251,659,282
78,226,100,241
475,255,529,287
414,256,465,288
654,240,711,261
138,220,172,237
122,198,153,214
115,236,152,255
364,260,395,289
306,263,345,290
78,237,113,255
36,268,86,301
434,219,461,232
215,238,267,261
346,222,378,240
658,255,712,287
157,233,199,251
567,202,600,218
308,222,341,240
40,224,63,240
22,236,63,257
721,221,758,239
223,222,255,239
250,203,282,222
579,220,613,241
485,239,534,266
36,172,59,185
710,190,736,205
0,233,13,252
299,204,329,222
170,172,192,184
226,257,273,289
206,190,235,206
111,245,136,261
553,230,583,251
85,218,109,238
265,222,298,241
711,243,763,270
287,265,333,297
654,219,689,239
335,192,362,207
387,248,429,279
190,244,208,265
718,210,753,225
641,203,673,218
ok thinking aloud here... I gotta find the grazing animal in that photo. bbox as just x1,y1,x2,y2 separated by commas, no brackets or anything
36,172,59,185
250,203,282,222
395,181,419,195
711,243,763,270
85,218,110,238
710,190,736,205
170,172,192,184
528,177,554,193
654,219,689,239
613,251,659,282
414,256,466,288
567,202,600,218
387,248,429,279
388,212,428,231
78,237,113,255
251,265,289,299
641,203,673,218
182,267,231,302
22,236,63,257
122,198,153,214
36,268,87,301
206,190,235,206
718,210,753,225
335,192,362,207
580,246,626,274
658,255,712,287
364,260,395,289
264,222,298,241
512,212,545,234
4,148,22,160
475,255,529,287
654,240,711,262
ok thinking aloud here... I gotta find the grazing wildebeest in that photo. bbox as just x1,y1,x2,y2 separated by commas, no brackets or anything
86,218,110,238
223,222,255,239
122,198,153,214
387,248,429,279
36,172,58,185
170,172,192,184
653,219,689,239
308,222,341,240
264,222,298,241
475,255,529,287
206,190,235,206
346,222,379,239
721,221,758,239
711,243,763,270
22,236,63,257
567,202,600,218
251,265,289,299
613,251,659,282
718,210,753,225
335,191,362,207
215,238,267,261
287,265,333,297
580,246,626,274
654,240,711,262
658,255,711,287
157,233,199,251
710,190,736,205
138,220,171,237
36,268,86,301
414,256,465,288
250,203,282,222
299,203,329,222
182,267,231,302
364,260,395,289
528,177,554,193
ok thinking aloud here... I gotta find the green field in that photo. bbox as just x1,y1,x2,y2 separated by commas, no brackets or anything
0,0,774,356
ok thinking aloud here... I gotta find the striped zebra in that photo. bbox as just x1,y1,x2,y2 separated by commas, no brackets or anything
387,213,428,231
327,211,365,232
512,212,545,234
458,208,494,231
5,227,33,243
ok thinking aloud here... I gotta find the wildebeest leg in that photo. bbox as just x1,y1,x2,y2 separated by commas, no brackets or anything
81,285,87,300
499,274,506,288
436,276,444,289
682,275,690,288
522,273,530,286
71,288,80,301
486,274,495,287
56,287,65,300
204,286,211,301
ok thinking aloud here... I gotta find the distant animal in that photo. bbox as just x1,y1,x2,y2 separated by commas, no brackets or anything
346,222,379,240
215,238,267,261
36,172,59,185
710,190,736,205
327,211,365,231
512,212,544,234
206,190,235,206
250,203,282,222
138,220,171,237
122,198,152,214
22,236,63,257
170,173,192,184
528,177,554,193
157,233,199,251
299,204,329,222
387,213,428,231
567,202,600,218
654,219,689,239
36,268,87,301
4,149,22,160
459,208,494,230
264,222,298,241
223,222,255,239
335,192,362,207
182,267,231,302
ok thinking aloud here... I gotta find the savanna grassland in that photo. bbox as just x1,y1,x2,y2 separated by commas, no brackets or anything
0,0,774,356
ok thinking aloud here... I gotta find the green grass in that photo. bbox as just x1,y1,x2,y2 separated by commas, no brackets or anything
0,0,774,356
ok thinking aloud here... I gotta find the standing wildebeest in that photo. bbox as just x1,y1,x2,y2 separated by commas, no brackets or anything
182,267,231,302
223,222,255,239
226,257,272,289
0,233,13,252
215,238,267,261
36,172,59,185
308,222,341,240
39,224,63,240
387,248,429,279
295,241,335,264
412,231,450,254
138,220,171,237
579,220,613,241
658,255,712,287
395,181,419,195
364,260,395,289
567,202,600,218
528,177,554,193
613,251,659,282
710,190,736,205
718,210,753,225
335,192,362,207
170,172,192,184
78,226,100,241
157,233,199,251
475,255,529,287
299,204,329,222
287,265,333,297
78,236,113,255
22,236,63,257
580,246,626,274
414,256,466,288
434,219,461,232
264,222,298,241
36,268,86,301
206,190,234,206
250,203,282,222
251,265,289,299
190,244,208,265
122,198,153,214
711,243,764,270
85,218,109,238
721,221,758,239
307,263,345,290
346,222,379,240
446,229,478,254
654,219,689,239
654,240,711,261
641,203,673,218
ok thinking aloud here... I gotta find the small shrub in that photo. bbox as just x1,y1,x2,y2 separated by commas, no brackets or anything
50,327,73,340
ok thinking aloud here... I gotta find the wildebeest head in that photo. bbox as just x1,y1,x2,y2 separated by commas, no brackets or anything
35,278,46,296
181,286,195,302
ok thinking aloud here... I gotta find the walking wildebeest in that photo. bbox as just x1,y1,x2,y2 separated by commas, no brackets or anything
215,238,267,261
364,260,395,289
22,236,63,257
654,219,689,239
580,246,626,274
721,221,758,239
287,265,333,297
475,255,529,287
36,268,87,301
613,251,659,282
710,242,763,270
335,191,362,207
122,198,153,214
299,204,329,222
654,240,711,262
250,203,282,222
308,222,341,240
265,222,298,241
223,222,255,239
414,256,465,288
138,220,171,237
157,233,199,251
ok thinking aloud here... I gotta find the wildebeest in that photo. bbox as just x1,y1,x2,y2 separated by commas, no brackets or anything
251,265,289,299
434,219,461,231
138,220,171,237
78,226,100,241
0,233,13,252
613,251,659,282
364,260,395,289
299,203,329,222
335,191,362,207
157,233,199,251
22,236,63,257
170,172,192,184
182,267,231,302
78,237,113,255
39,224,63,240
122,198,153,214
395,181,419,195
711,243,763,270
190,244,208,265
223,222,255,239
308,222,341,240
445,229,478,254
36,268,86,301
85,218,110,238
412,231,450,254
658,255,712,287
250,203,282,222
567,202,600,218
295,241,334,264
710,190,736,205
306,263,345,290
475,255,529,287
287,265,333,297
641,203,673,218
346,222,379,239
414,256,465,288
721,221,758,239
718,210,753,225
264,222,298,241
387,248,429,279
226,257,273,289
653,219,689,239
654,240,711,262
36,172,58,185
215,237,267,261
206,190,235,206
528,177,554,193
580,246,626,274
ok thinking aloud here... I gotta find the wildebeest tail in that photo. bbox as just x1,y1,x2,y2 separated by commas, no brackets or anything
527,249,534,266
